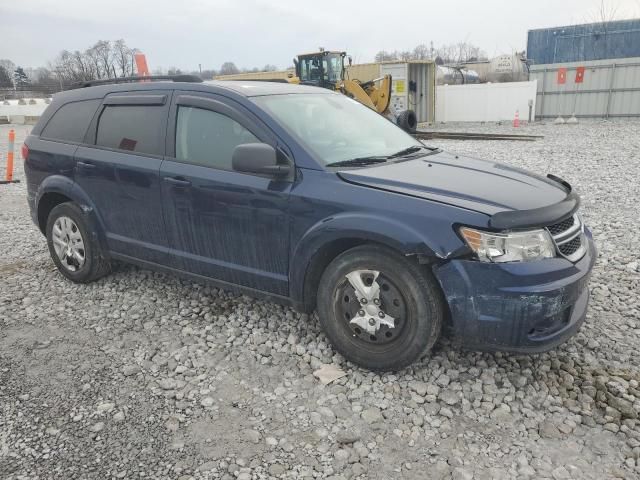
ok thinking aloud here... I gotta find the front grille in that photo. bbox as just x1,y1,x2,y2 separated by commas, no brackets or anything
546,214,586,262
558,236,582,256
547,216,575,236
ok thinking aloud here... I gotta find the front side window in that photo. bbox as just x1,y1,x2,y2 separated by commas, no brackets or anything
299,57,322,83
175,106,259,170
253,93,422,166
96,105,164,156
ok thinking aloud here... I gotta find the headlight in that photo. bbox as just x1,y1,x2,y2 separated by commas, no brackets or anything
459,226,556,263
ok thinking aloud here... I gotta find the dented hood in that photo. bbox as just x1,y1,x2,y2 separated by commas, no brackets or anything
337,151,570,218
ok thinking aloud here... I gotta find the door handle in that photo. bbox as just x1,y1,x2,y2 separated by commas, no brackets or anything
77,161,96,169
164,176,191,187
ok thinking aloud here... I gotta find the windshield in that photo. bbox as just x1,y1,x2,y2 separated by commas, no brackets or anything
252,93,423,166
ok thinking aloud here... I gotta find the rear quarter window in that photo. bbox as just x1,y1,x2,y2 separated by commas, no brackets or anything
96,105,165,156
40,99,101,143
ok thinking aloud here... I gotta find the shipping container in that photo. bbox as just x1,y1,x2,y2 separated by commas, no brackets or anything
527,19,640,65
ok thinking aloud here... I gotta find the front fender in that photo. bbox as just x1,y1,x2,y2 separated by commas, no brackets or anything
289,212,443,304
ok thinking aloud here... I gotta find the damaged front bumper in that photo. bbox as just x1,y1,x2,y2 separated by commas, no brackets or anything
433,228,597,353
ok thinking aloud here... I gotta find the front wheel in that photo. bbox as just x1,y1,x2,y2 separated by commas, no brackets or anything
317,245,443,371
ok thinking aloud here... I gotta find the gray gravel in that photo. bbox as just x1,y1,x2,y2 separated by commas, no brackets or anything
1,120,639,479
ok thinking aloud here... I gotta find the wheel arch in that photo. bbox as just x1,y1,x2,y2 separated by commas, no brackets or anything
290,213,443,312
36,176,108,250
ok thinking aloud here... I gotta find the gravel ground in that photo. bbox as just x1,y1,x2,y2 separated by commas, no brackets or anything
1,120,639,480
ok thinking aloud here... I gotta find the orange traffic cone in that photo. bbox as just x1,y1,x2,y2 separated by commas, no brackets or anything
513,109,520,128
1,129,20,185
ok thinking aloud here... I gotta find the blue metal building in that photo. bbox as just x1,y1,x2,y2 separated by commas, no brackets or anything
527,19,640,65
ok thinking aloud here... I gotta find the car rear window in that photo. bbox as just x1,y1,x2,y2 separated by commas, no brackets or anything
41,99,100,143
96,105,165,156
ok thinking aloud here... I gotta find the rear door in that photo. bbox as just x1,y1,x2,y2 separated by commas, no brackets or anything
74,91,171,264
160,91,292,295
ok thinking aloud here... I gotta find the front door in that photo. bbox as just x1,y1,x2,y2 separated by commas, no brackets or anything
160,92,292,296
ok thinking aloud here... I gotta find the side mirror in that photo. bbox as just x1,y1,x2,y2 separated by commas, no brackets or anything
232,143,290,177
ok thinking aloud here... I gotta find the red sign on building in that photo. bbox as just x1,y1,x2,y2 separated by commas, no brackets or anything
575,66,585,83
557,68,567,84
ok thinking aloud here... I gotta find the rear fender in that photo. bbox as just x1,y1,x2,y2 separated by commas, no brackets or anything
36,175,108,250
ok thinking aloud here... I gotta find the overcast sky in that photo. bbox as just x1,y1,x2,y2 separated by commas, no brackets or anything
3,0,640,71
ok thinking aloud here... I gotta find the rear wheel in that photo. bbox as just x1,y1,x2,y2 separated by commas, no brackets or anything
317,245,442,370
46,202,110,283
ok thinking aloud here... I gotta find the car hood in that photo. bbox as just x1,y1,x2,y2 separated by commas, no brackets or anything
337,151,570,217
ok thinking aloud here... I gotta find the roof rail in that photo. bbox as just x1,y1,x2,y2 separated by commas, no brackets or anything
74,75,204,88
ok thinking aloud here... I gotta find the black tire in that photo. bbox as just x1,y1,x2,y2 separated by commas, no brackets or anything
396,110,417,133
45,202,110,283
317,245,443,371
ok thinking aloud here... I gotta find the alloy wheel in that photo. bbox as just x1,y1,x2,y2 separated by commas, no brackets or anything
51,216,86,272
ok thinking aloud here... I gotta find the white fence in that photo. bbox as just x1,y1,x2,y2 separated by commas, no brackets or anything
435,80,537,122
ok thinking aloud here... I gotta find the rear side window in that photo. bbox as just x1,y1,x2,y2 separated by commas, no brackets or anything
175,106,259,170
96,105,165,156
41,99,100,143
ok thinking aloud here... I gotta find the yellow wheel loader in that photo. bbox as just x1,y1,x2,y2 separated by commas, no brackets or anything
290,50,417,133
137,51,420,130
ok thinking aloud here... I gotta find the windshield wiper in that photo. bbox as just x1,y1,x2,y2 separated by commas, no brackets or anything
325,156,389,168
387,145,428,159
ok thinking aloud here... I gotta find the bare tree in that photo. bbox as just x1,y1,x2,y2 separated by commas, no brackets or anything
375,42,487,65
220,62,240,75
412,44,430,60
374,50,399,62
0,65,13,88
49,39,137,87
113,39,135,77
0,59,16,76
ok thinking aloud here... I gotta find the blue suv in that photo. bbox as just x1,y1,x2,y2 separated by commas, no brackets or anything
23,76,596,370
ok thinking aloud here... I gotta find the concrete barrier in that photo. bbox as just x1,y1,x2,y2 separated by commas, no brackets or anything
0,99,49,121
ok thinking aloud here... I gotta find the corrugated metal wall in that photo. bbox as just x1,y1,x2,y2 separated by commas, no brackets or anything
530,57,640,118
527,19,640,65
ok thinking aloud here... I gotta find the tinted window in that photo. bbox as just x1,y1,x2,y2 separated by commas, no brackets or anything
96,105,164,156
41,99,100,143
176,106,259,170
